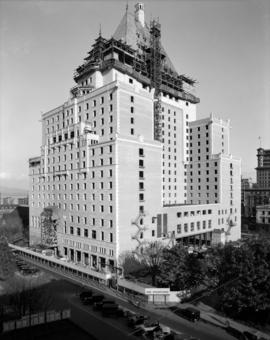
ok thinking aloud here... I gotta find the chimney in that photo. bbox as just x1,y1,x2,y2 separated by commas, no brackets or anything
135,3,145,27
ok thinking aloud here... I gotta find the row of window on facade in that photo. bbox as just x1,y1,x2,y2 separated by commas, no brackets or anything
64,225,113,243
69,216,114,229
32,185,114,202
63,244,114,259
47,111,114,136
177,209,212,218
189,125,226,133
45,92,115,125
32,167,112,185
45,156,113,172
177,220,212,233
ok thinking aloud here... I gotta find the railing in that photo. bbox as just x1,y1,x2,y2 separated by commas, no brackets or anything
9,244,111,282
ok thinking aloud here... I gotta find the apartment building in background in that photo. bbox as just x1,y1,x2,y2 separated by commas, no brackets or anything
29,3,241,270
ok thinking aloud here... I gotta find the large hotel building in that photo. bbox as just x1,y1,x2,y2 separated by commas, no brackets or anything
29,3,241,270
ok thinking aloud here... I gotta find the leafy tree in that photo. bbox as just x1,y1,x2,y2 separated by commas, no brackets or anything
217,239,270,324
203,245,223,289
0,235,16,280
184,253,207,289
0,211,24,244
157,244,188,290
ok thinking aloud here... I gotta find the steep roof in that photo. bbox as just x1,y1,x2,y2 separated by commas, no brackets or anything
112,8,178,74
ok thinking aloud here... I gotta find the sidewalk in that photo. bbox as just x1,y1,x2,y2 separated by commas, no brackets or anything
179,301,270,340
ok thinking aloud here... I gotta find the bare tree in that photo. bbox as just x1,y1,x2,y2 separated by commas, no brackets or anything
6,276,54,317
140,241,165,286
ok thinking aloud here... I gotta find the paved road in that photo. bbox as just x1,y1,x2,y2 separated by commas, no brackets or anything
41,278,235,340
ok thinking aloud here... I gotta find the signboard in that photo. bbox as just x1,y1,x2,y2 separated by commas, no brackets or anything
145,288,170,295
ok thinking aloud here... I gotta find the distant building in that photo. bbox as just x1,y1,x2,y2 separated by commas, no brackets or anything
17,197,29,206
256,205,270,225
256,148,270,188
0,194,29,206
29,3,241,272
2,197,14,205
241,177,253,203
242,148,270,217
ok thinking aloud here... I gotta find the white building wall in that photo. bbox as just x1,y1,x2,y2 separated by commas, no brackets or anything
30,68,241,267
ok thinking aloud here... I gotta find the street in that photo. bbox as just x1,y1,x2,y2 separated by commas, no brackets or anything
41,277,235,340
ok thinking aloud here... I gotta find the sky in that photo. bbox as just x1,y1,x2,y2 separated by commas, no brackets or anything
0,0,269,190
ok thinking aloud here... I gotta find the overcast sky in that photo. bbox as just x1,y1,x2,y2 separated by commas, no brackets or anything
0,0,269,189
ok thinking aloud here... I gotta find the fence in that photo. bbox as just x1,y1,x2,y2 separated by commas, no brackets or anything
2,309,71,333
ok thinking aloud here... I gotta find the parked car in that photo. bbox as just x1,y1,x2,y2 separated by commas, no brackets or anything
226,326,246,340
93,299,115,311
83,294,104,305
135,320,160,332
127,314,148,328
243,331,260,340
79,290,93,303
101,303,121,317
174,307,200,322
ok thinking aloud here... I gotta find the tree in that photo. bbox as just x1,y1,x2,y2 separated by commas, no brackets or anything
6,276,54,317
157,244,187,290
118,251,148,278
0,210,24,244
0,235,16,280
120,241,165,286
140,241,165,286
217,239,270,324
184,253,207,289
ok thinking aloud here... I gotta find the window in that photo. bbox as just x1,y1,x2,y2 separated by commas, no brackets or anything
131,96,134,103
129,78,133,84
92,230,96,239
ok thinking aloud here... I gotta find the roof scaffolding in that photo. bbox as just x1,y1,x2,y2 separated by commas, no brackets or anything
73,7,200,105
